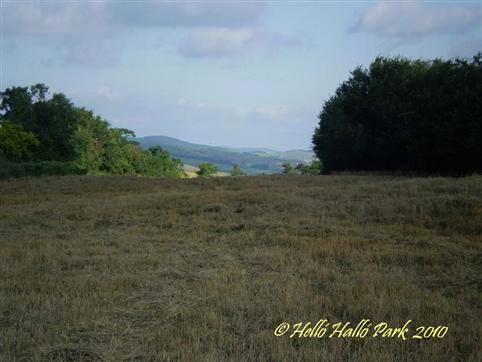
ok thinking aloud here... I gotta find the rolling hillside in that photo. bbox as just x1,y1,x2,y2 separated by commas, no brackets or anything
133,135,314,174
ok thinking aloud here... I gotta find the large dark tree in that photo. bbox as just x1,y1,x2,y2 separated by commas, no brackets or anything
0,84,78,160
313,53,482,175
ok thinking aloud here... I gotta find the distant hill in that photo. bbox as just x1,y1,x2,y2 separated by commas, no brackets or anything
132,135,314,174
248,149,314,163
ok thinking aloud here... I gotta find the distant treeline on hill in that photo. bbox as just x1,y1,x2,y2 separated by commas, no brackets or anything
0,84,184,178
312,53,482,175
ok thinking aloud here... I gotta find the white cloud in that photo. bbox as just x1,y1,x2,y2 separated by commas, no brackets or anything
3,2,107,35
174,97,290,121
175,97,245,117
449,38,482,57
178,27,303,58
3,1,264,35
3,1,270,66
64,40,121,68
254,105,289,119
95,86,121,102
109,1,264,28
353,1,482,37
178,28,255,58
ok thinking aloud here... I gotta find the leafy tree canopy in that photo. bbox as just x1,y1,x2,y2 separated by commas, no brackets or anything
197,162,218,177
230,164,245,176
0,84,184,178
312,53,482,175
0,121,39,162
282,162,296,175
295,160,323,175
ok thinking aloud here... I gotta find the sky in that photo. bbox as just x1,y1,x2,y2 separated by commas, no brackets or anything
1,0,481,151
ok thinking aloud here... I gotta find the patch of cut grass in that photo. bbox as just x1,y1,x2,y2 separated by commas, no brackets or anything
0,175,481,361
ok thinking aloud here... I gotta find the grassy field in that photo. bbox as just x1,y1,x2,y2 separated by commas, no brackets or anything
181,164,229,178
0,175,481,361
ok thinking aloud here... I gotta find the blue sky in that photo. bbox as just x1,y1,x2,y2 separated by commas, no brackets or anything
2,1,481,150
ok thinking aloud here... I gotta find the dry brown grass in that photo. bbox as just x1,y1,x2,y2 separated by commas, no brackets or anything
0,175,481,361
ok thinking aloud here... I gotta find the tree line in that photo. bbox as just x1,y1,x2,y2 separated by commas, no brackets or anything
312,53,482,175
0,84,184,177
4,52,480,180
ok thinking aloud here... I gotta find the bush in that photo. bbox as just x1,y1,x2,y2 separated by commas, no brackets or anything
296,160,323,175
0,161,87,179
197,162,218,177
230,164,245,176
282,162,296,175
0,121,39,161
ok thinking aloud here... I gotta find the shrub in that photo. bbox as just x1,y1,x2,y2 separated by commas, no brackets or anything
230,164,245,176
197,163,218,177
0,161,87,179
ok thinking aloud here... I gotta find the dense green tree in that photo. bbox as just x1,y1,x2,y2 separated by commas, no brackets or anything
230,164,245,176
71,108,110,172
197,162,218,177
313,53,482,175
144,146,184,177
1,85,79,160
0,84,185,178
0,121,39,161
0,86,35,129
295,160,323,175
282,162,296,175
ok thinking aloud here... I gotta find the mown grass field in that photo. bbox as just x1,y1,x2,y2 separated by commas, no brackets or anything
0,175,481,361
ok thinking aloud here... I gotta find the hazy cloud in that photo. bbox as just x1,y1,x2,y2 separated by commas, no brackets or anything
3,1,264,35
108,2,265,28
178,28,303,58
178,28,254,58
175,97,245,117
63,39,121,68
3,1,268,66
64,86,123,105
449,38,482,57
253,105,290,119
3,2,107,35
174,97,291,122
95,86,122,102
352,1,482,37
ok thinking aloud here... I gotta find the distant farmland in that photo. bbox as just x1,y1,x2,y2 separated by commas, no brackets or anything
1,175,481,361
133,135,314,174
